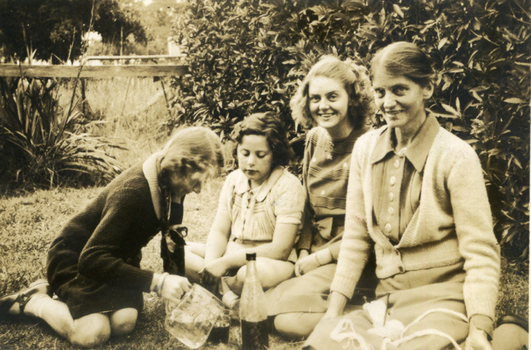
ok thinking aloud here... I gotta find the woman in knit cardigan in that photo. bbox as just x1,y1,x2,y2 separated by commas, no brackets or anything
304,42,501,350
0,127,225,347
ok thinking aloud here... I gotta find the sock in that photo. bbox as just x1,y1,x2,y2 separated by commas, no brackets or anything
23,293,54,319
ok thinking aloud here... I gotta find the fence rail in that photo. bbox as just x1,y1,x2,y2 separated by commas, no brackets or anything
0,64,189,78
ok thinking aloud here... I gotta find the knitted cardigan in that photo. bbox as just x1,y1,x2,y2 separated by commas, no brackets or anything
330,124,501,321
49,154,181,294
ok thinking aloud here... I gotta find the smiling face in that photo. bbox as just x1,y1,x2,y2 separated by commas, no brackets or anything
237,134,273,188
308,76,353,139
372,70,433,135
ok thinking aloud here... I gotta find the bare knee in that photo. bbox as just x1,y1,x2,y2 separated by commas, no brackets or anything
274,313,322,339
70,314,111,347
110,308,138,337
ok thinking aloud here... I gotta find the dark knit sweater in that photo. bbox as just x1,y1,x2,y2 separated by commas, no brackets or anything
49,163,181,294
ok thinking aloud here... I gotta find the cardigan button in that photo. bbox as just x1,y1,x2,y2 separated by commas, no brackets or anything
385,223,392,232
390,176,396,186
393,159,400,168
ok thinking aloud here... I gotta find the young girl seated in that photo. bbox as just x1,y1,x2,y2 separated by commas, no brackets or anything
185,112,306,306
0,127,225,347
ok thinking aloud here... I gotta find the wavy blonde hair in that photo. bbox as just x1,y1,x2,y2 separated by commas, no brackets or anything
290,55,375,130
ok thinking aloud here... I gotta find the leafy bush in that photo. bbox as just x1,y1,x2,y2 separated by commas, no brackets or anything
172,0,529,260
0,77,123,191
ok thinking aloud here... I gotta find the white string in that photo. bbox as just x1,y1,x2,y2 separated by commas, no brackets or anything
401,308,468,337
330,318,375,350
382,328,464,350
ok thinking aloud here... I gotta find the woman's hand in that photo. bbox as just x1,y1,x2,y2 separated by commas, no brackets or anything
464,325,493,350
200,258,230,285
322,291,347,320
295,253,320,276
160,275,192,304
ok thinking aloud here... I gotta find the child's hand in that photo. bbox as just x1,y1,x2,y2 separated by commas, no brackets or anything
200,259,229,285
160,275,192,304
295,253,320,276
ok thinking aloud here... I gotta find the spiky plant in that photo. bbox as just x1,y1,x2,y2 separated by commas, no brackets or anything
0,76,123,190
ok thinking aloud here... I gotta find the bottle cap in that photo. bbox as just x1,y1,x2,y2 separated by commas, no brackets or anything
246,252,256,261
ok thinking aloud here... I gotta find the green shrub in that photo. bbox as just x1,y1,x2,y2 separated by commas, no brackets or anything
0,77,123,190
172,0,529,260
357,0,530,260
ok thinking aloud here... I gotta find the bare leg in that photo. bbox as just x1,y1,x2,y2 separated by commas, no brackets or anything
110,308,138,337
24,293,111,347
226,257,294,295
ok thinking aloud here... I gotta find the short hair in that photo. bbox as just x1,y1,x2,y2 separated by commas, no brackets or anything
159,126,225,179
290,55,375,130
370,41,436,88
231,112,293,168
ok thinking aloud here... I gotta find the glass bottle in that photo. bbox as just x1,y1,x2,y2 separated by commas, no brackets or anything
239,252,269,350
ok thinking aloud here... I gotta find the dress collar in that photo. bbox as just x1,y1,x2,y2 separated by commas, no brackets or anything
142,152,163,220
234,166,285,202
370,113,440,172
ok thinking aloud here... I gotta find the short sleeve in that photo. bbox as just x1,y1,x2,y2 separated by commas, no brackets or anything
272,172,306,226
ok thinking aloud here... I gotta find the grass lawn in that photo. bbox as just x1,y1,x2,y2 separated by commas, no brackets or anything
0,177,528,349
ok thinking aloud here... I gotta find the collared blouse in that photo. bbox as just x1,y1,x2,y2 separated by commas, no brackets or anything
370,114,440,243
217,166,305,242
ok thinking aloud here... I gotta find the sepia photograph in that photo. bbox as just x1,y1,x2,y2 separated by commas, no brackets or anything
0,0,528,349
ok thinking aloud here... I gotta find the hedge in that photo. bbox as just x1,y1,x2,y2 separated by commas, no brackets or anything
170,0,530,260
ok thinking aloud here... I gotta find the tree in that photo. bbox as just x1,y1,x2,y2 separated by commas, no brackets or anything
0,0,147,62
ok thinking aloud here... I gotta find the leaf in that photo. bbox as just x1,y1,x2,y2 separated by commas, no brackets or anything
504,98,525,104
438,37,448,50
441,103,460,116
392,4,404,18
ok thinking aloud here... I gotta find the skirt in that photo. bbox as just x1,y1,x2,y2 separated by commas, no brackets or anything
304,263,468,350
265,252,377,316
47,237,144,319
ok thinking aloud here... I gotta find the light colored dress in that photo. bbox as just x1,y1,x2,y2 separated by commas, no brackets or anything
266,126,376,319
217,166,305,262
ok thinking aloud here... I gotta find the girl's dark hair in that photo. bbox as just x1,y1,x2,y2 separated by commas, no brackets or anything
370,41,436,88
232,112,293,168
290,55,375,130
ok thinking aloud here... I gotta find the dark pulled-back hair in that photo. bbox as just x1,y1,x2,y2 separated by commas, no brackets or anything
370,41,436,88
232,112,293,168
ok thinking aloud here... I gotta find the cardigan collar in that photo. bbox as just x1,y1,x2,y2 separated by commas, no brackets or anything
234,166,285,202
142,152,163,220
370,113,440,172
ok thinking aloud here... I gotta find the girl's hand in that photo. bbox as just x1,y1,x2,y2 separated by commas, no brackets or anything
298,249,310,260
464,325,493,350
200,259,229,285
295,253,320,276
160,275,192,304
